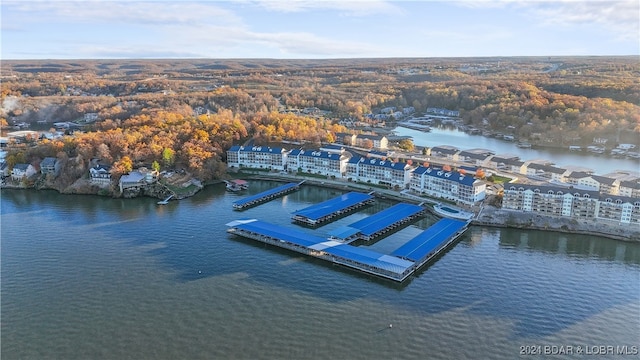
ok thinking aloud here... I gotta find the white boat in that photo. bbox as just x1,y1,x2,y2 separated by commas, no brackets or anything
433,204,474,221
569,145,582,151
225,179,249,192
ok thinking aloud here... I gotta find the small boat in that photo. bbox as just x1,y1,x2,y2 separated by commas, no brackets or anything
517,142,532,148
569,145,582,151
226,179,249,192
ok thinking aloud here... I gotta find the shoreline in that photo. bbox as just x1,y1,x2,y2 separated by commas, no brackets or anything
3,173,638,243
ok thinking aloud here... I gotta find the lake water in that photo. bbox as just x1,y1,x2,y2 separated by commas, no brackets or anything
2,183,639,359
393,126,640,175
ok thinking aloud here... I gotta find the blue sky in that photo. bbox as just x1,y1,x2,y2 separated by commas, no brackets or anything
2,0,638,59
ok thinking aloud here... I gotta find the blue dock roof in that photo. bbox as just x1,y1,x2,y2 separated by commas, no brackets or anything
391,218,467,262
228,219,327,248
292,192,373,221
232,182,299,207
227,219,414,276
348,203,424,236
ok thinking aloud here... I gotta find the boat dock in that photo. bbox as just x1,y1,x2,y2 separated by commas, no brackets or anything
226,217,469,282
391,218,469,269
232,181,304,210
341,203,426,241
291,192,374,226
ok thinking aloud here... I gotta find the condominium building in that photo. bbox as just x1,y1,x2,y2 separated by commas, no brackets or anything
226,145,287,171
346,156,412,188
410,166,486,204
287,149,349,177
502,183,639,224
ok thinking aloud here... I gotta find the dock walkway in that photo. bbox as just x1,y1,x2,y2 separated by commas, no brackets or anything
232,181,303,210
291,191,374,226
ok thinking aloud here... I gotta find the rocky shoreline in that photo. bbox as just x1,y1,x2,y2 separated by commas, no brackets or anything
474,206,640,242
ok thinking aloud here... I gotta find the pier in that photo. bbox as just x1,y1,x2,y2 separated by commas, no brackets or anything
343,203,426,241
226,217,469,282
291,191,374,226
226,219,415,281
391,218,469,269
232,181,304,210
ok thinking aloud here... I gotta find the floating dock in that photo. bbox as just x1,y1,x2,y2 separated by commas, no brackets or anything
391,218,468,269
226,217,469,282
232,181,303,210
226,219,415,281
343,203,426,241
291,192,374,226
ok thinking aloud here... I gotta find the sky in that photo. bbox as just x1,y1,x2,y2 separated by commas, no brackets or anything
2,0,639,59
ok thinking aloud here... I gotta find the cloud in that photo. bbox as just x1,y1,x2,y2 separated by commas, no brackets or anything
248,0,404,16
454,0,639,42
530,1,639,41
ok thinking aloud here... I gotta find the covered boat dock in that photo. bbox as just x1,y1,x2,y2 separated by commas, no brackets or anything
232,181,303,210
226,219,415,281
345,203,426,241
391,218,468,268
291,192,374,226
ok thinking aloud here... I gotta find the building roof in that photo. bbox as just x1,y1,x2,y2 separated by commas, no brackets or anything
527,163,566,174
290,149,344,160
391,218,467,261
590,175,618,186
13,163,29,170
458,150,491,160
40,157,57,169
228,145,285,154
414,166,478,186
119,171,145,183
358,134,386,141
431,146,459,155
232,182,299,207
620,180,640,190
291,192,374,221
352,157,410,171
347,203,423,237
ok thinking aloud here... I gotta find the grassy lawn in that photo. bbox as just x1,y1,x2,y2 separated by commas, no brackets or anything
489,174,513,184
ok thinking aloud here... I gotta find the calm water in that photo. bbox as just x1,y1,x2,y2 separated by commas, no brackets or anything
2,183,639,359
394,126,640,175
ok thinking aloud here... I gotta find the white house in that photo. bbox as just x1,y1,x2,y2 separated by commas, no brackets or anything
11,163,37,181
89,164,112,186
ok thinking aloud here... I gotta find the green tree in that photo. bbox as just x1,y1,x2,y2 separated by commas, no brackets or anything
151,160,161,172
162,148,175,167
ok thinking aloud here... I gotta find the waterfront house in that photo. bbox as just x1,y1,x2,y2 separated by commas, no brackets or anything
89,164,112,186
287,149,350,178
11,163,36,181
40,157,58,176
226,145,287,171
410,165,486,204
346,156,413,188
119,168,158,193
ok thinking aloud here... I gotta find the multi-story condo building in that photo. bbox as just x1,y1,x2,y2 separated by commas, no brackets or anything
226,145,287,171
410,166,486,204
502,184,639,224
619,180,640,198
287,149,349,177
346,156,412,188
